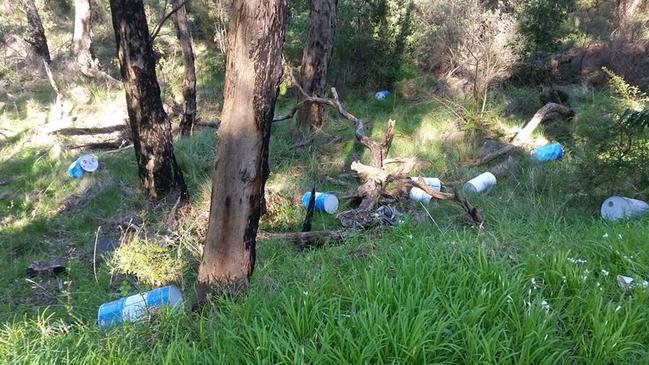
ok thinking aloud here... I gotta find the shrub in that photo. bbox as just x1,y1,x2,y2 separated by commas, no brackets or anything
414,0,522,133
573,72,649,200
515,0,577,53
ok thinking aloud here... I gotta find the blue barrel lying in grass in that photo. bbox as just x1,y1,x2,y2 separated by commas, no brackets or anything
98,285,183,330
531,143,564,162
67,154,99,178
374,90,390,101
302,192,339,214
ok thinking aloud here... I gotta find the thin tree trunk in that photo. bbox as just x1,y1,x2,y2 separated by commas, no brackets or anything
73,0,96,73
296,0,336,130
196,0,288,301
616,0,644,40
109,0,188,200
171,0,197,137
22,0,51,63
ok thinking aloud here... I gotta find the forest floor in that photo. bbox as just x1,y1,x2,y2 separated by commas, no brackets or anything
1,77,649,364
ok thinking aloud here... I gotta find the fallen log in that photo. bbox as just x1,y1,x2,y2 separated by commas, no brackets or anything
510,103,574,145
467,103,575,166
49,125,127,136
257,230,348,249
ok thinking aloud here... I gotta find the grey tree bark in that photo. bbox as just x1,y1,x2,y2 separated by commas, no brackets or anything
170,0,197,136
22,0,51,63
73,0,97,74
109,0,188,200
196,0,288,301
296,0,337,130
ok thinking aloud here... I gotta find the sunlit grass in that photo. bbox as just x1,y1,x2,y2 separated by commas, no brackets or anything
1,84,649,363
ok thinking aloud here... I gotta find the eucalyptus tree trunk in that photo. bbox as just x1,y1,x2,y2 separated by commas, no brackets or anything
73,0,96,73
171,0,197,136
22,0,51,63
296,0,337,130
109,0,188,200
616,0,644,40
196,0,288,301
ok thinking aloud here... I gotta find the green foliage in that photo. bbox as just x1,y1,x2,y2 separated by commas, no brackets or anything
573,86,649,199
602,67,648,104
517,0,577,53
284,0,415,89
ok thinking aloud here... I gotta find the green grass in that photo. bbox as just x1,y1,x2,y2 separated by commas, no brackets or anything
1,86,649,364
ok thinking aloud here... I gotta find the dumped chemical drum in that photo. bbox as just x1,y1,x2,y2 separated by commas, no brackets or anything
67,154,99,179
531,142,564,162
302,192,339,214
410,177,442,192
409,187,432,204
98,285,183,330
464,172,496,195
374,90,390,101
601,196,649,221
408,177,442,204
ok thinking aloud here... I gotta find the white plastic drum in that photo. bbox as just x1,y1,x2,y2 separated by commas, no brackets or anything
601,196,649,222
464,172,497,195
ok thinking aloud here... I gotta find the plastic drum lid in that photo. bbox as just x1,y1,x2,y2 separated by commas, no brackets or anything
322,194,339,214
79,154,99,172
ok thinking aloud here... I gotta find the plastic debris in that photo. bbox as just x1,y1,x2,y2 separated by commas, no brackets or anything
531,142,564,162
68,154,99,179
616,275,648,292
601,196,649,221
374,90,390,101
464,172,496,195
302,192,339,214
567,257,587,264
617,275,635,292
373,205,403,226
98,286,183,330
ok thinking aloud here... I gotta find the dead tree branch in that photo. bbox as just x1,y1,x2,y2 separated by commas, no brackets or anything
258,230,348,249
467,103,575,166
150,0,190,42
384,176,484,226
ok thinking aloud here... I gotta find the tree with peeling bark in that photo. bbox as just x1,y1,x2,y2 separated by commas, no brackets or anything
196,0,288,301
616,0,644,40
170,0,197,136
73,0,96,74
296,0,337,130
22,0,51,63
109,0,188,200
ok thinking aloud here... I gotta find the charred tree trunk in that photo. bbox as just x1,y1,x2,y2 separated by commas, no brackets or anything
22,0,51,63
171,0,197,137
109,0,188,200
296,0,336,130
196,0,288,301
73,0,96,73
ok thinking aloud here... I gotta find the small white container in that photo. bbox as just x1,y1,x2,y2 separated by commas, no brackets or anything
463,172,497,195
409,187,432,204
410,177,442,192
601,196,649,222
